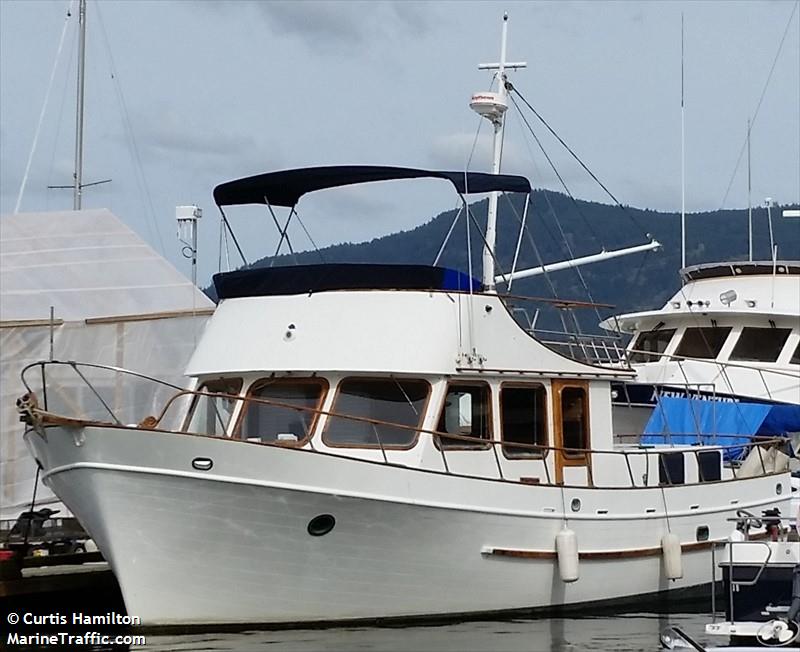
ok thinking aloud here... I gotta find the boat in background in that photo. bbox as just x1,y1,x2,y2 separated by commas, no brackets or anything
602,260,800,437
662,512,799,650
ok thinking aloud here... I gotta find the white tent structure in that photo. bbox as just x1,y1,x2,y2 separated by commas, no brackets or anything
0,209,214,520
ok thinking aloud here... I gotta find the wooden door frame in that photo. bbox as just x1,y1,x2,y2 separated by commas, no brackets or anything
551,379,591,485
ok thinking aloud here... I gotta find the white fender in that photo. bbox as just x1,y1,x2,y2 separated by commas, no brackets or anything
556,527,579,583
661,532,683,580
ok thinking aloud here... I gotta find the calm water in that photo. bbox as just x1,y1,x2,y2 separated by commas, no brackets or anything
135,613,713,651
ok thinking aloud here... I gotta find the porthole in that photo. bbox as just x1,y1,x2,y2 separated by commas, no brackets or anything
191,457,213,471
570,498,582,513
696,525,709,542
307,514,336,537
776,483,783,495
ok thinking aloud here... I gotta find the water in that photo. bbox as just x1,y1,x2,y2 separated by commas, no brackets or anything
134,612,713,651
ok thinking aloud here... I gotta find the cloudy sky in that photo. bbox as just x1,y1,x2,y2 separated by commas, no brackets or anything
1,0,798,286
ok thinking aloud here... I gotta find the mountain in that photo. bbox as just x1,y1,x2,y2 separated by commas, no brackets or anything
206,191,800,333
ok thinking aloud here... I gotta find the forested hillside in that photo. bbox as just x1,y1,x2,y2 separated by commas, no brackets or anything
207,191,799,333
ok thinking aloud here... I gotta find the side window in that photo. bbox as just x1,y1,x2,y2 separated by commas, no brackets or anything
436,383,491,449
324,378,429,448
239,379,327,444
500,384,548,457
730,327,792,362
560,386,589,458
674,327,732,359
629,329,676,363
185,378,242,436
792,341,800,365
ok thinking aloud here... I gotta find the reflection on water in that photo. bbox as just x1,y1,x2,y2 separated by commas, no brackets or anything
136,613,714,652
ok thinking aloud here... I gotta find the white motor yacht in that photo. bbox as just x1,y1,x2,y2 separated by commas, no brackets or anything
16,165,791,627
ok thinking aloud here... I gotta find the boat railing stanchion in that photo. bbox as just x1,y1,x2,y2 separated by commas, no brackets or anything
370,424,389,465
624,450,635,487
438,432,451,475
710,541,717,621
542,446,552,485
757,367,773,400
491,440,504,480
40,362,49,412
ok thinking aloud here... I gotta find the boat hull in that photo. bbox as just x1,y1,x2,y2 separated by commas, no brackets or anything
25,425,791,626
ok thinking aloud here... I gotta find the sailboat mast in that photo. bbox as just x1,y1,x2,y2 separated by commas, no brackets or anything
481,15,510,292
73,0,86,210
680,13,686,269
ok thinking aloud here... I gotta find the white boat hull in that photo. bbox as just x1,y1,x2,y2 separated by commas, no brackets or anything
25,425,790,626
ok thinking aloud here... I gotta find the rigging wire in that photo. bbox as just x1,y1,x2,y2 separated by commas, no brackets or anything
95,3,166,255
294,210,326,263
508,94,602,244
46,17,78,211
719,0,799,209
509,85,651,239
499,192,595,342
15,0,75,213
500,107,605,326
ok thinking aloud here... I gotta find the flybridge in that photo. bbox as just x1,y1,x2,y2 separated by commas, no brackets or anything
213,263,481,299
212,13,660,298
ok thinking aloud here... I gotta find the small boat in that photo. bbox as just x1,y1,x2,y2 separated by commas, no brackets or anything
661,512,800,650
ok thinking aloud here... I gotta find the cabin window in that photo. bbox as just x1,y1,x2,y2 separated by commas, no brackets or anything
185,378,242,436
436,383,492,449
239,379,327,444
674,327,732,359
697,450,721,482
560,386,589,458
629,329,676,363
659,452,685,485
792,342,800,365
323,378,429,448
730,327,792,363
500,384,548,457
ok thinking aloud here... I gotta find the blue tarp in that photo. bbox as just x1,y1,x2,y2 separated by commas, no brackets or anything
643,396,800,460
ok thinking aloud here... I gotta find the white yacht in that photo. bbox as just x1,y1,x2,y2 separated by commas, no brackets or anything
16,164,791,627
601,261,800,437
13,15,793,629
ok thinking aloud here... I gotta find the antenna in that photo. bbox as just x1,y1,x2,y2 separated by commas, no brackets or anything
747,119,753,261
177,205,202,288
471,13,526,292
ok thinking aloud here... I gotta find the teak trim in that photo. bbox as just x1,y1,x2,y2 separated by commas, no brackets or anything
482,535,771,561
234,377,329,447
321,376,431,450
434,380,494,451
551,380,591,485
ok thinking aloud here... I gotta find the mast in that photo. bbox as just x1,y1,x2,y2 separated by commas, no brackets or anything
73,0,86,210
747,118,753,261
473,14,526,292
680,12,686,269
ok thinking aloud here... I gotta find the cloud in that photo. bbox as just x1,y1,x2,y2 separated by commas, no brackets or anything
428,128,538,180
201,1,436,53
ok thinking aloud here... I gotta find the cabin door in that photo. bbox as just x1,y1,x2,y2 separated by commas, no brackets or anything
551,380,591,485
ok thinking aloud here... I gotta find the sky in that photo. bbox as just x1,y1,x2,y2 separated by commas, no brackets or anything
1,0,798,288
